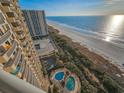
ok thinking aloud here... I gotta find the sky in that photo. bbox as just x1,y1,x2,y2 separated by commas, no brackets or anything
19,0,124,16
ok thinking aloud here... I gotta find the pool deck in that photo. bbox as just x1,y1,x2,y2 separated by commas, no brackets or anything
50,68,81,93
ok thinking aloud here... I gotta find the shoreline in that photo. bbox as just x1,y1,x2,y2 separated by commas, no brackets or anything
47,20,124,49
48,25,124,88
48,21,124,70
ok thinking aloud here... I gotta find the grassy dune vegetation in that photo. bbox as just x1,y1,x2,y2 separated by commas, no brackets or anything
49,26,124,93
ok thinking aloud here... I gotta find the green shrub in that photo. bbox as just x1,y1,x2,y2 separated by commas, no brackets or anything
103,76,121,93
53,85,59,93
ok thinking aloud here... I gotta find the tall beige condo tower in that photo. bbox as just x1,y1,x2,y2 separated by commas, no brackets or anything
22,10,48,40
0,0,49,92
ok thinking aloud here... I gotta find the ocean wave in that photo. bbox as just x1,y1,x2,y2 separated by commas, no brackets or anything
47,20,124,48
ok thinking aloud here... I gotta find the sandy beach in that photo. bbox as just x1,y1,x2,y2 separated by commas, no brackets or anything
48,21,124,70
48,22,124,88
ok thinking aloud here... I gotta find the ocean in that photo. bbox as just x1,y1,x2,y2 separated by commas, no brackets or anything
47,16,124,47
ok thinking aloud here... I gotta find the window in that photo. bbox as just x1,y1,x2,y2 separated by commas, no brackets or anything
13,51,16,55
0,28,4,36
5,41,10,45
35,44,40,50
2,25,7,32
5,24,10,31
0,46,5,56
0,13,5,24
4,41,11,50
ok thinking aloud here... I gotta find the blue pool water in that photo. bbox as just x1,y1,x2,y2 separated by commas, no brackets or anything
55,72,64,81
66,76,75,91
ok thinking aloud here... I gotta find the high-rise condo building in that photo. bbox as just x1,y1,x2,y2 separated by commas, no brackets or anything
0,0,49,92
23,10,56,57
22,10,48,40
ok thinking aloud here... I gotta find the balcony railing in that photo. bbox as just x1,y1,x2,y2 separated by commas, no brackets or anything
6,41,17,57
14,48,21,66
0,12,5,24
6,12,15,17
4,48,21,69
11,20,21,27
3,58,13,68
0,70,46,93
0,31,11,45
0,41,17,64
18,33,26,40
0,5,10,14
13,25,23,32
20,56,25,73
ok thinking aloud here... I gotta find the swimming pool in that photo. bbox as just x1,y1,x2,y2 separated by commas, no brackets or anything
66,76,75,91
55,72,64,81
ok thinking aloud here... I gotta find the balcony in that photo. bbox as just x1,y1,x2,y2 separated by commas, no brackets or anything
22,47,28,54
20,61,26,79
6,41,17,57
0,41,17,63
23,41,28,49
11,21,20,27
13,0,20,8
13,25,23,32
16,30,24,37
0,12,5,24
0,3,18,18
0,31,11,45
14,48,21,66
6,12,15,17
3,58,14,71
17,56,25,78
18,33,26,40
22,64,29,81
0,5,11,14
0,0,11,6
7,13,20,25
3,48,21,72
20,56,25,73
20,36,26,42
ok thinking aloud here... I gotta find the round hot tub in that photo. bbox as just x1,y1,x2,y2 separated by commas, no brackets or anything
55,72,64,81
66,76,75,91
